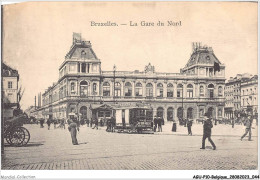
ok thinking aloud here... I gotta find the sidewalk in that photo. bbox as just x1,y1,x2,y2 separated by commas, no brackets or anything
96,122,258,137
155,122,258,137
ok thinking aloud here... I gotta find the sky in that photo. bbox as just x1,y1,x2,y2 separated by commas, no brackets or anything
2,2,258,110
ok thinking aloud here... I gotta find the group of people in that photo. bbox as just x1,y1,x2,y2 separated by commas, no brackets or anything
153,116,164,132
39,118,66,130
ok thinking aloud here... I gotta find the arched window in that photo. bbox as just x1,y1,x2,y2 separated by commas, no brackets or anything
125,82,132,97
80,81,88,97
208,84,214,99
157,107,164,118
115,82,121,97
103,82,110,96
135,82,143,97
200,86,204,96
167,83,173,97
187,84,193,98
92,83,97,95
187,107,193,119
156,83,163,97
177,84,183,98
218,86,223,96
81,50,87,59
167,107,174,121
146,83,153,97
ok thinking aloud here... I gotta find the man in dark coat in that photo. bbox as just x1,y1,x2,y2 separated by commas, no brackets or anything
187,119,193,135
68,117,79,145
158,117,162,132
46,118,51,130
153,116,158,132
200,113,216,150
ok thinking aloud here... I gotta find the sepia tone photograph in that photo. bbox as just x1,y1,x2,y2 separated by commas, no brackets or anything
1,1,258,178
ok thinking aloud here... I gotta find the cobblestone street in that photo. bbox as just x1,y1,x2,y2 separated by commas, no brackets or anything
2,123,258,170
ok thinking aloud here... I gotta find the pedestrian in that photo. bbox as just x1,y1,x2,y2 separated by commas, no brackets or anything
39,118,44,128
106,118,111,132
92,117,98,130
158,117,162,132
53,119,57,129
80,118,85,126
241,115,253,141
90,118,93,127
111,116,115,132
86,118,90,127
187,119,193,135
68,117,79,145
200,113,216,150
46,118,51,130
153,116,158,132
172,119,177,132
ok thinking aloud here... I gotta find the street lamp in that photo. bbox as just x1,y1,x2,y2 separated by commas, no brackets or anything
113,65,116,104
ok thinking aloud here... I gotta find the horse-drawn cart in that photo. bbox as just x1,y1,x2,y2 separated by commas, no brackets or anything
3,115,30,146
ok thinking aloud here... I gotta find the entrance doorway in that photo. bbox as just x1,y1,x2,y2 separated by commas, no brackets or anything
80,106,88,120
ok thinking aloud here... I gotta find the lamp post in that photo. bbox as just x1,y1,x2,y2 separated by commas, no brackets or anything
113,65,116,104
182,84,185,126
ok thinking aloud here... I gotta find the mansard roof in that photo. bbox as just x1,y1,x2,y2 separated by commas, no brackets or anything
65,41,98,60
184,45,222,69
2,62,19,78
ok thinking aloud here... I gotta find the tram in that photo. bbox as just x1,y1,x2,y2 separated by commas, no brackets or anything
114,106,154,134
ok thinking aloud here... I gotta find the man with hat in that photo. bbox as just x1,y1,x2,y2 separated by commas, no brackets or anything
200,112,216,150
241,115,253,141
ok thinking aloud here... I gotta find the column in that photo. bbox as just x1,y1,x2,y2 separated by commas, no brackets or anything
164,107,167,120
163,82,167,98
222,106,224,118
153,82,156,98
174,82,177,98
121,80,124,97
132,81,135,97
89,63,92,73
215,106,218,119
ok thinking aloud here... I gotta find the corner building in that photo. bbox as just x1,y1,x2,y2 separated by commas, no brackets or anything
38,35,225,122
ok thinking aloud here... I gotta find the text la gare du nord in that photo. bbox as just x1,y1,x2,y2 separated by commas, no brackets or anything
90,20,182,27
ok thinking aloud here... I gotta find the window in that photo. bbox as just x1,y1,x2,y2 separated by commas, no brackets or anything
167,83,173,97
135,83,143,96
156,83,163,97
71,82,75,92
81,63,86,73
187,84,193,98
115,82,121,97
200,86,204,96
199,109,204,117
146,83,153,97
80,81,88,97
125,82,132,97
8,81,12,89
92,83,97,95
103,82,110,96
81,50,87,59
218,86,223,96
218,108,222,117
208,84,214,99
177,84,183,98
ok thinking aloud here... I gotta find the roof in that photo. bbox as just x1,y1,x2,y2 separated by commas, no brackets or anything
184,46,221,68
65,41,98,60
2,63,19,78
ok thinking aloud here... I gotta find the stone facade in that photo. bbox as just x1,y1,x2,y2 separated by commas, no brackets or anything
33,35,226,122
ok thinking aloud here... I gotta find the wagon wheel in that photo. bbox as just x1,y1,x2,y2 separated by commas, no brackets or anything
20,127,30,145
5,129,12,145
8,127,26,146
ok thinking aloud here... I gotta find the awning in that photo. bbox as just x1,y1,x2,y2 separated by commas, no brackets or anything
90,104,113,110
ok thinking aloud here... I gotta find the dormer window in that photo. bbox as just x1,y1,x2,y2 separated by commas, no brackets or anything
81,50,87,59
